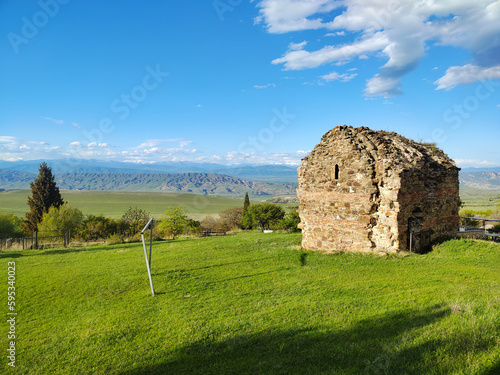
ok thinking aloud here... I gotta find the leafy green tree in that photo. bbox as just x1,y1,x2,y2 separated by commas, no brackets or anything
247,202,285,232
38,203,84,235
240,213,253,230
243,192,250,212
122,206,150,236
281,210,301,232
0,212,24,238
159,205,188,239
241,192,252,230
23,162,64,232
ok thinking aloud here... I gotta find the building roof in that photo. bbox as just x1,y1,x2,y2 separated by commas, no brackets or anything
303,125,458,172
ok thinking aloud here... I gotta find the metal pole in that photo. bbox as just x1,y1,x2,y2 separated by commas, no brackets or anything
149,219,153,269
141,232,155,296
141,217,155,296
409,232,413,252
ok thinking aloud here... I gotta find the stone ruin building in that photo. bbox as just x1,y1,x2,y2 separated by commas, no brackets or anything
297,125,460,254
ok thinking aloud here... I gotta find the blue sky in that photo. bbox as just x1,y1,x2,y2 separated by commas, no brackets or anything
1,0,499,167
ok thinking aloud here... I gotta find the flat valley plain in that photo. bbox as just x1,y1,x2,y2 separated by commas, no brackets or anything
0,189,251,220
0,187,498,220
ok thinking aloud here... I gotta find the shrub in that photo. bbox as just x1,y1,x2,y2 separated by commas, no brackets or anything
107,233,124,245
0,212,24,238
185,219,202,237
219,207,243,230
201,215,228,232
281,210,301,232
77,215,118,241
459,210,481,227
38,203,84,236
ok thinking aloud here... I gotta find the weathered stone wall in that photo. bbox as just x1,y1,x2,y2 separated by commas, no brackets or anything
397,166,460,252
297,125,460,253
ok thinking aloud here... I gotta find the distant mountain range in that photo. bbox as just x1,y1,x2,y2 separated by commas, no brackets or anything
0,160,299,196
0,159,299,184
1,159,499,194
459,171,500,190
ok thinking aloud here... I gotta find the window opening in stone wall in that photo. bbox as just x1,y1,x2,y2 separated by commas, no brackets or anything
335,164,339,180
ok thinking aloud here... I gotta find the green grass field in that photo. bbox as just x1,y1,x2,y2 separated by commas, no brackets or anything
0,190,247,220
1,232,499,374
460,188,500,213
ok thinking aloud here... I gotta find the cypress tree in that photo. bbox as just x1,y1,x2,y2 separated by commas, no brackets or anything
241,192,252,230
243,192,250,213
23,162,64,232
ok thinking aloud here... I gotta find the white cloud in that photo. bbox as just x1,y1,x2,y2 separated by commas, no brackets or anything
272,32,389,70
43,117,64,125
72,122,80,128
179,140,193,147
254,0,343,33
223,150,307,165
434,64,500,90
288,41,307,50
325,31,345,37
88,142,110,148
365,74,403,97
254,83,276,89
69,141,82,147
0,136,18,145
255,0,500,96
455,158,495,167
136,139,192,149
321,71,357,82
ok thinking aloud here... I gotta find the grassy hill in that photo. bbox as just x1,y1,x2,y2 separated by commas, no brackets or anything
1,232,499,374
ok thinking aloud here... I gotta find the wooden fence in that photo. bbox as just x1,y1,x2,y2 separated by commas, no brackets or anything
0,230,71,250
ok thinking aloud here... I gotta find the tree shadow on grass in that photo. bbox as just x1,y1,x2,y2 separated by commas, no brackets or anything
117,303,498,375
0,252,24,259
482,361,500,375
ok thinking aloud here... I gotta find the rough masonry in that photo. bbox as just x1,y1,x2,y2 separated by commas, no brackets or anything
297,126,460,254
